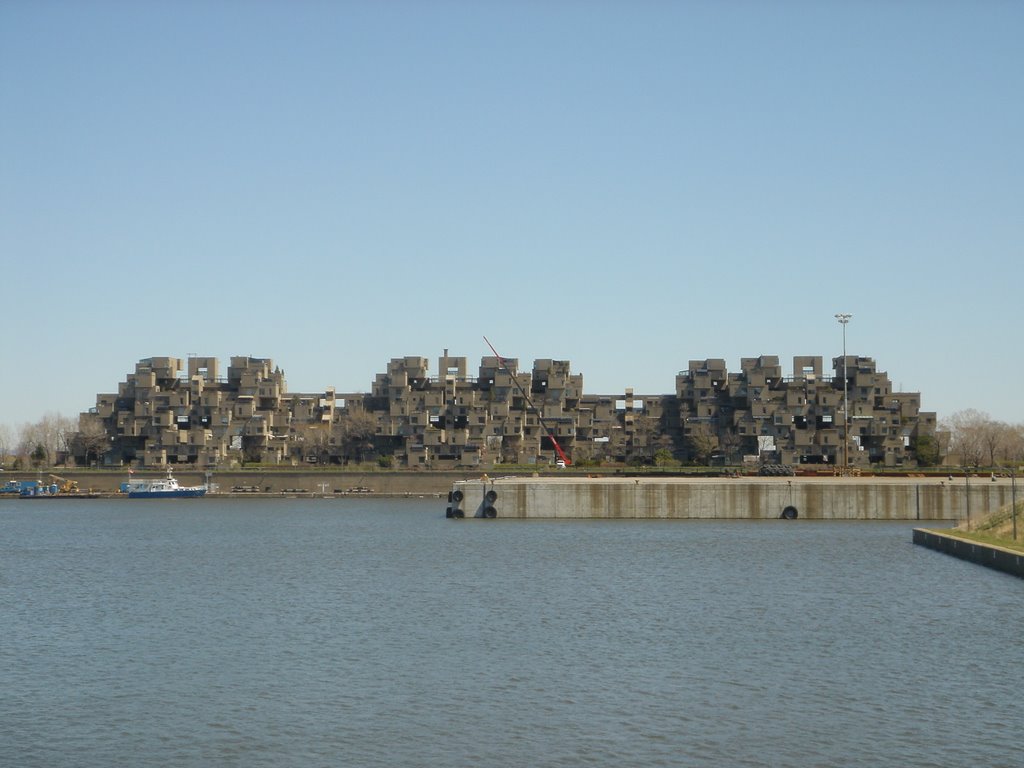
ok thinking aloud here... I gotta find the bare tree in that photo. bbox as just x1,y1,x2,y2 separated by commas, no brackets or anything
75,416,111,466
334,408,378,463
13,414,77,468
980,420,1013,467
601,429,626,463
685,421,718,465
945,411,1023,468
717,428,743,465
37,414,61,463
307,424,331,464
0,423,11,467
16,422,42,465
286,423,329,464
1002,424,1024,465
53,414,77,462
943,409,988,467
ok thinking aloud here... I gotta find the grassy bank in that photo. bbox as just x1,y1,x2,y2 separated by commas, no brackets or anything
942,500,1024,554
938,529,1024,554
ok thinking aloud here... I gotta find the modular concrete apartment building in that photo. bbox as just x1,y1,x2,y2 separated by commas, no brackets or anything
74,352,939,469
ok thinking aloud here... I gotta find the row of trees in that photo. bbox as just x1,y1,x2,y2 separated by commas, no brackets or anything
942,409,1024,468
3,407,1023,472
0,410,384,470
271,409,380,465
0,414,78,470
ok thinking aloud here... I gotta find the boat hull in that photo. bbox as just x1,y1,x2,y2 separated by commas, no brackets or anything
127,488,207,499
19,493,103,500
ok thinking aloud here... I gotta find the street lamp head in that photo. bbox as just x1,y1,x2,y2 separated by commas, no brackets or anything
834,313,852,324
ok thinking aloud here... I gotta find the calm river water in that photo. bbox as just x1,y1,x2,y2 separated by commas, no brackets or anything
2,498,1022,767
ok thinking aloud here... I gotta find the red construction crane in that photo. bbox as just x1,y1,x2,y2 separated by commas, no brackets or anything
483,336,571,467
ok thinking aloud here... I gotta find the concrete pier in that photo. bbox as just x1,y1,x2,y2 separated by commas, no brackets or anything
447,476,1017,520
913,528,1024,578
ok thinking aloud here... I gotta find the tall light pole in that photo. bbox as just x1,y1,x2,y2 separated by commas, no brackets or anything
1012,466,1017,542
965,466,972,531
835,313,852,471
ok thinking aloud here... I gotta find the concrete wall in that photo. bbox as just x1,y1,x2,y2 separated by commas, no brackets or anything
448,478,1016,520
913,529,1024,578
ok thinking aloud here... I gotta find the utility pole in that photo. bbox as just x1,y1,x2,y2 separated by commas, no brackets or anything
834,313,852,473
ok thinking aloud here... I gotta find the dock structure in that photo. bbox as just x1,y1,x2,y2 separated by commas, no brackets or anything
446,476,1018,521
913,529,1024,578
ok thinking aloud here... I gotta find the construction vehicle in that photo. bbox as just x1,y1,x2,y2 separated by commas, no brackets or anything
49,474,80,493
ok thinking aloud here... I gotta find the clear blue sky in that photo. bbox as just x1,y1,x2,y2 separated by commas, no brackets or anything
2,1,1021,429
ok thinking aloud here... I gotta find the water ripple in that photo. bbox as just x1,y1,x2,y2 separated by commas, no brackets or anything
1,502,1022,767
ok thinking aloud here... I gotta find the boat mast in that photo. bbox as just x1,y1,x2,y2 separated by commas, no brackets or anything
483,336,571,466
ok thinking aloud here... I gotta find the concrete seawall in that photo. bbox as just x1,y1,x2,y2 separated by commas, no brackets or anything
448,476,1016,520
913,529,1024,578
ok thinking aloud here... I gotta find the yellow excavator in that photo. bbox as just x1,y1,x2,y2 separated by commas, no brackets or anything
49,474,80,493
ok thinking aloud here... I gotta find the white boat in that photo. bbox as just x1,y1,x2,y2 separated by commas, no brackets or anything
125,469,207,499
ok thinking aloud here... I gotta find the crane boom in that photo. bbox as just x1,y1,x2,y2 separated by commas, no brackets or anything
483,336,571,466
